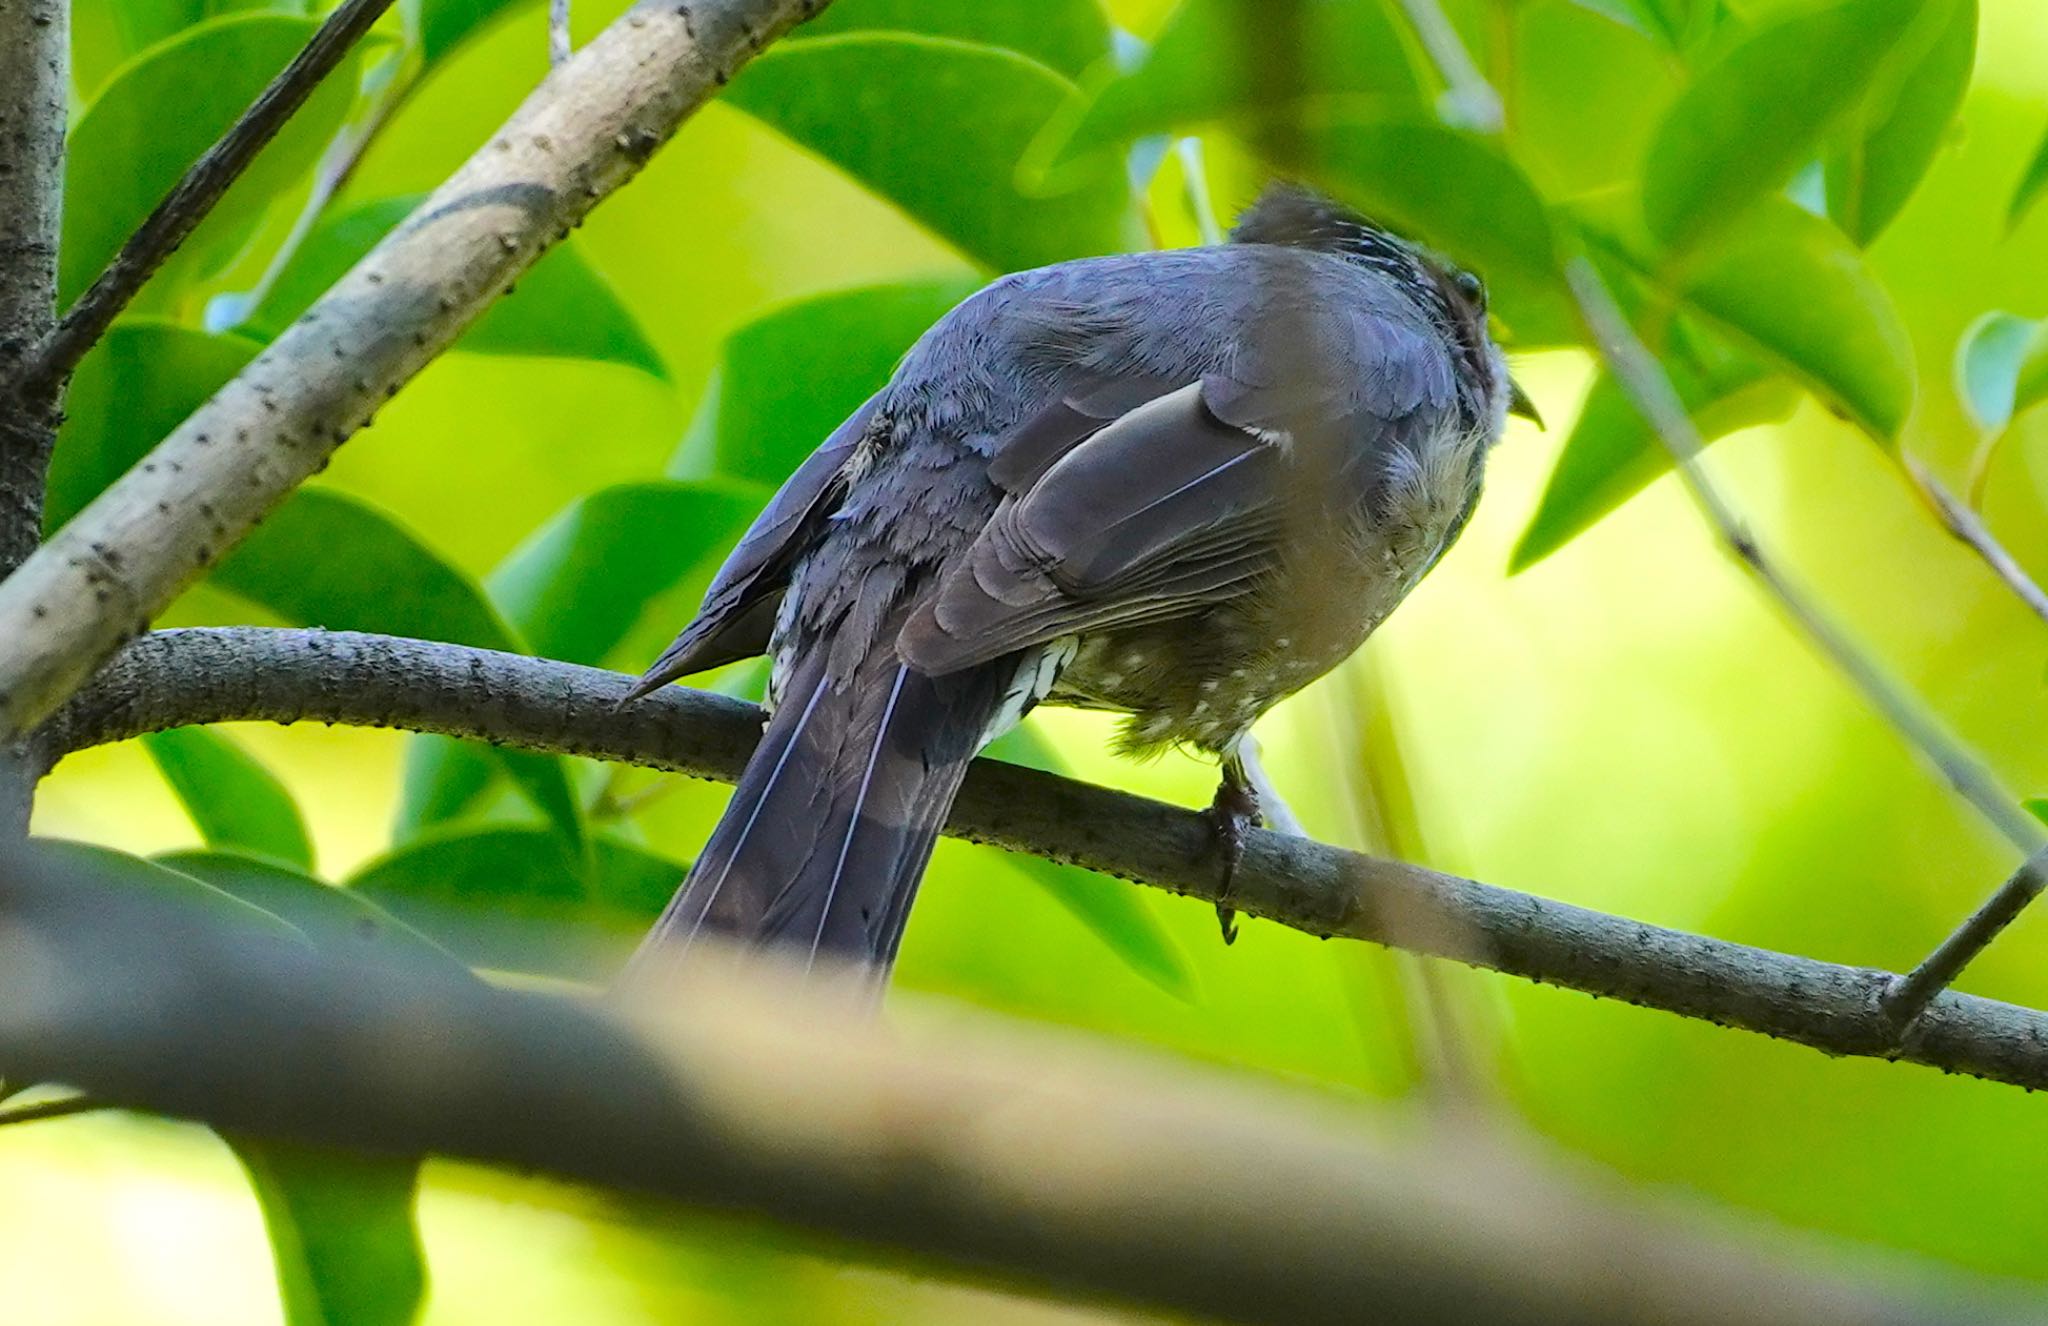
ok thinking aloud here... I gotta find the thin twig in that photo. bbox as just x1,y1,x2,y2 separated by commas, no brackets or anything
550,0,573,65
1391,0,1504,133
34,625,2048,1093
1885,846,2048,1030
1901,455,2048,626
1565,258,2045,859
0,1094,107,1127
11,0,399,400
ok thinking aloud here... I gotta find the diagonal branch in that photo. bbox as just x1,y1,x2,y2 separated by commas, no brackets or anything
0,850,2019,1326
1566,258,2044,860
33,625,2048,1094
0,0,828,744
9,0,399,401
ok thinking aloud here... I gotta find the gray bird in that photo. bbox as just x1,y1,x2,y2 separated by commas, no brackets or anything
623,183,1536,976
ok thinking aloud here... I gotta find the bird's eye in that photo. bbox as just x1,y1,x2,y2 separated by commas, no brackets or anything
1454,269,1486,308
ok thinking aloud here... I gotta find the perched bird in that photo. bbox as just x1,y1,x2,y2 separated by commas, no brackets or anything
622,182,1536,978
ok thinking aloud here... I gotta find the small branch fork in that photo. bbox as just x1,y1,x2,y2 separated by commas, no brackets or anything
28,625,2048,1093
8,0,400,403
1566,257,2047,1036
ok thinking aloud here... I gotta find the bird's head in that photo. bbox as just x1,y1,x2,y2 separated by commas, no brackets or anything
1228,182,1541,430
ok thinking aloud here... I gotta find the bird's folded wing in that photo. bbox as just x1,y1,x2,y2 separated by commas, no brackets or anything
900,378,1300,675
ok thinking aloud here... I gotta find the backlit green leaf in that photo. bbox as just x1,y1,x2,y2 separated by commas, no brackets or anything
725,33,1141,271
1641,0,1919,253
231,1140,427,1326
142,727,315,870
1029,0,1422,177
2008,123,2048,231
1511,358,1797,570
797,0,1113,79
246,195,666,378
983,725,1194,1000
1823,0,1974,246
348,826,684,978
488,481,763,668
670,279,980,487
45,320,261,533
1674,198,1915,443
211,488,586,855
62,13,367,307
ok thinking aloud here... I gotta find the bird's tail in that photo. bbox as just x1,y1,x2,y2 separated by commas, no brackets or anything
631,647,1008,979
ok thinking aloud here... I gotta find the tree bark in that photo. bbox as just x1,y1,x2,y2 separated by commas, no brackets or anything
0,0,827,742
35,626,2048,1094
0,0,68,834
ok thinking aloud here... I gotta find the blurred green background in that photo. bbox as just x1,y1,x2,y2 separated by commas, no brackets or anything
12,0,2048,1318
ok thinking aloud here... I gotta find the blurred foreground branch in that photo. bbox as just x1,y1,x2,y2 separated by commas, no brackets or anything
35,626,2048,1094
0,0,826,743
0,845,2013,1326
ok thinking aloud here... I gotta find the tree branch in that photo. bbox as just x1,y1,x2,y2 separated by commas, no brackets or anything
34,625,2048,1094
1900,455,2048,628
0,850,2015,1326
9,0,399,400
0,0,828,743
0,0,68,835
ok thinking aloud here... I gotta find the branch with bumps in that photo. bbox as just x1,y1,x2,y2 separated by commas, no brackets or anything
34,625,2048,1094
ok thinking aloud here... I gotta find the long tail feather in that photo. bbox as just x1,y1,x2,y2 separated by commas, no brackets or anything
629,647,1009,980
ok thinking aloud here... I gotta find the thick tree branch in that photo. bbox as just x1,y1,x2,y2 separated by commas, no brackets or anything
0,0,827,743
10,0,399,400
34,625,2048,1094
0,851,2014,1326
0,0,67,834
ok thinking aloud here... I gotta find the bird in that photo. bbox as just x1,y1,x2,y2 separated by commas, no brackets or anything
620,181,1537,981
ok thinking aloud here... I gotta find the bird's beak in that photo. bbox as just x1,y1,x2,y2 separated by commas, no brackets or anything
1507,378,1544,430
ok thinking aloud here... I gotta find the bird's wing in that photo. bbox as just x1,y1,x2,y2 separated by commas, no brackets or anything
626,392,882,698
899,303,1461,677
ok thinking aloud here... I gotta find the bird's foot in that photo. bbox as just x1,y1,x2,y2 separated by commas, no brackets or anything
1206,771,1262,945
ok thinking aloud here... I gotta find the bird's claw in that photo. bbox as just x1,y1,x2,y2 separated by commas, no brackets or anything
1206,776,1262,945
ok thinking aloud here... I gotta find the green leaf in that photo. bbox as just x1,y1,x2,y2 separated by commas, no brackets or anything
46,320,261,533
724,33,1141,272
142,727,315,870
1823,0,1974,246
1511,358,1797,570
982,726,1193,999
230,1140,427,1326
30,838,305,940
1030,0,1422,176
211,488,586,855
670,279,981,487
347,826,684,978
2008,123,2048,231
158,849,465,970
1673,198,1915,443
1279,117,1573,347
1563,0,1704,48
796,0,1113,79
488,480,763,666
2026,797,2048,828
62,13,367,307
1954,312,2040,436
70,0,284,98
1640,0,1919,254
245,196,666,378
